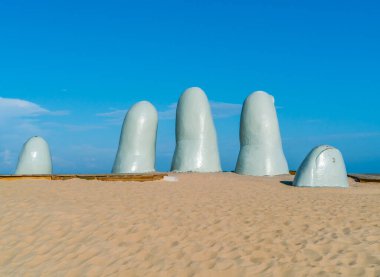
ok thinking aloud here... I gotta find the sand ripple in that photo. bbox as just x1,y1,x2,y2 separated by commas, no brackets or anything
0,173,379,276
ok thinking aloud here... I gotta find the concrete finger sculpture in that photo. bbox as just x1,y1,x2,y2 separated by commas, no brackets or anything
171,87,221,172
15,136,53,175
112,101,158,173
293,145,349,187
235,91,289,176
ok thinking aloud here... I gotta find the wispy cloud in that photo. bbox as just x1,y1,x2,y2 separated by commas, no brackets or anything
0,97,73,173
97,101,243,123
96,109,127,125
284,131,380,142
313,132,380,140
0,149,13,166
158,103,177,120
0,96,70,139
63,124,106,132
157,101,243,120
0,97,49,118
210,101,242,118
0,97,68,121
96,109,127,118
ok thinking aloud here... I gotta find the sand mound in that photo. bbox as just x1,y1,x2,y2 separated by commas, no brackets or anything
0,173,379,276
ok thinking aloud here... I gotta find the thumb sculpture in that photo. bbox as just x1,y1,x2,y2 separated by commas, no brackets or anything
15,136,53,175
171,87,221,172
112,101,158,173
235,91,289,176
293,145,349,187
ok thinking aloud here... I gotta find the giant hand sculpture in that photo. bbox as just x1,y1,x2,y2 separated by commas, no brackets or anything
293,145,349,187
235,91,289,176
112,101,158,173
171,87,221,172
15,136,53,175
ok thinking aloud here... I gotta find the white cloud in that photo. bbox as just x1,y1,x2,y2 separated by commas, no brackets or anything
0,97,49,118
96,109,127,125
0,97,72,173
284,131,380,143
210,101,242,118
0,149,13,166
0,97,68,121
0,96,70,137
97,101,244,122
63,124,106,132
311,132,380,140
157,101,242,120
96,109,127,118
158,103,177,120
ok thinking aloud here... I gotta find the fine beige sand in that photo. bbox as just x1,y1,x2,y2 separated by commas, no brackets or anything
0,173,379,276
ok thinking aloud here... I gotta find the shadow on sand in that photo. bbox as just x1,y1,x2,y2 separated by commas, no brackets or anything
280,181,294,186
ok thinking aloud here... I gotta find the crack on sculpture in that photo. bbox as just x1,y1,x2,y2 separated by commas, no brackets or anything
235,91,289,176
15,136,53,175
294,145,349,188
171,87,221,172
112,101,158,173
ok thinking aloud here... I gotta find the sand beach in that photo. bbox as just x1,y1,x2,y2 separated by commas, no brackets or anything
0,173,379,276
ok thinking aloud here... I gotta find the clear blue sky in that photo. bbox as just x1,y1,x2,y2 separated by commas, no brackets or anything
0,0,379,174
